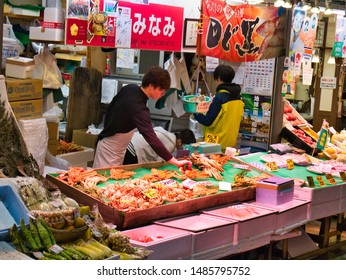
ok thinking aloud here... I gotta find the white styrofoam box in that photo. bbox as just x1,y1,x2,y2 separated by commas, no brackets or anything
154,214,237,254
201,203,276,244
29,26,64,42
191,243,233,260
232,234,272,254
6,57,35,79
122,224,192,260
3,24,12,38
307,199,340,221
246,199,309,234
56,147,94,168
294,184,341,205
339,198,346,213
12,7,40,17
44,7,65,23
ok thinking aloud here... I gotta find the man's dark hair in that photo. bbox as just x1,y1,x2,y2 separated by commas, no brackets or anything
175,129,196,145
213,65,235,83
142,66,171,90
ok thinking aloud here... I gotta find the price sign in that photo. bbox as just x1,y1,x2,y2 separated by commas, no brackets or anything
307,176,316,188
205,133,220,144
316,175,326,186
265,161,278,171
142,189,158,199
286,159,294,170
325,173,336,184
196,101,211,113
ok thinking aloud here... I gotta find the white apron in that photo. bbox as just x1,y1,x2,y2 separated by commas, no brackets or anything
93,130,135,168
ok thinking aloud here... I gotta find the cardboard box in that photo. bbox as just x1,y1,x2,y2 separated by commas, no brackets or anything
56,147,94,168
5,78,43,101
48,139,58,156
47,121,59,140
256,176,294,206
72,129,99,149
9,99,43,120
5,57,35,79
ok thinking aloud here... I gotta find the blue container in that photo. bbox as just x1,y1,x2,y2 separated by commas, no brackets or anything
0,185,30,241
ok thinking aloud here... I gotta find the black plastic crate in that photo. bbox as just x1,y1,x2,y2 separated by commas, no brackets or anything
280,127,319,155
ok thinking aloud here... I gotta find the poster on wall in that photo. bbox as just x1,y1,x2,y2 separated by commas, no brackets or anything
65,0,117,47
333,16,346,58
201,0,286,62
239,93,271,146
118,1,183,51
289,4,318,58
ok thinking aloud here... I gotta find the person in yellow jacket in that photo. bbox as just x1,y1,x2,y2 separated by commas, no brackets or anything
193,65,244,151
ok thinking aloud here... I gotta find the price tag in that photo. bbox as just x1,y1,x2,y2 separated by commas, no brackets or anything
50,244,64,254
205,132,220,144
306,176,315,188
196,101,211,113
325,173,336,184
219,181,232,191
233,164,251,170
142,189,158,199
316,175,326,186
340,171,346,182
286,159,294,170
265,161,278,171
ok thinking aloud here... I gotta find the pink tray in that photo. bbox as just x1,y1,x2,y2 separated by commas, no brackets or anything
122,224,192,260
154,214,236,254
202,203,276,243
245,199,309,234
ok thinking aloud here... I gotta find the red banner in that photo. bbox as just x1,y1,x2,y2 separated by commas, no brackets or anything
201,1,286,62
118,1,183,51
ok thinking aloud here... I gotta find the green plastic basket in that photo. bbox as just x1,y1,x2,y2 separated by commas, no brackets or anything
182,95,211,113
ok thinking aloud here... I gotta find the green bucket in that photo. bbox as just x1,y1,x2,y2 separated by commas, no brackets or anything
182,95,211,113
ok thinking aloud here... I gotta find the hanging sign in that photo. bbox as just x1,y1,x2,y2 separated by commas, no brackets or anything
201,0,286,62
65,0,117,47
334,16,346,58
118,1,183,51
320,77,337,89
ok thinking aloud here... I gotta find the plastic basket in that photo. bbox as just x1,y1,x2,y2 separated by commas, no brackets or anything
182,95,211,113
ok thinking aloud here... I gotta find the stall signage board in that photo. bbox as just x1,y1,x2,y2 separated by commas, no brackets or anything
201,1,286,62
65,0,183,50
118,1,183,51
65,0,117,47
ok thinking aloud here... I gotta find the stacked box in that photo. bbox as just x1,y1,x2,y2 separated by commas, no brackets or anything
47,121,59,156
72,129,99,149
294,184,341,221
5,78,43,120
56,147,94,168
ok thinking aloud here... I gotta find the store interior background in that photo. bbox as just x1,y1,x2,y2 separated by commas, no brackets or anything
1,0,346,151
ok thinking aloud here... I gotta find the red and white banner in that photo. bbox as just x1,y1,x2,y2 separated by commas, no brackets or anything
201,0,286,62
118,1,184,51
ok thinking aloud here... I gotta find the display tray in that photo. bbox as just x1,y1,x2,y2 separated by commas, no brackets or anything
46,161,257,230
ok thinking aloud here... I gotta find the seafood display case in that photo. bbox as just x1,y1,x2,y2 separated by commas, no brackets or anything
46,159,266,230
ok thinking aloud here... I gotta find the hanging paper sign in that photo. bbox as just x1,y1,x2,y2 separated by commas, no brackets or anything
320,77,337,89
201,1,286,62
65,0,117,47
334,16,346,58
118,1,183,51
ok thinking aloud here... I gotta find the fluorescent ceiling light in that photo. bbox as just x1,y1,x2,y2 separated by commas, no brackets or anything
282,0,292,8
327,56,335,64
310,6,320,14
